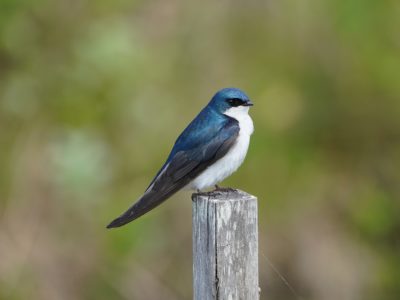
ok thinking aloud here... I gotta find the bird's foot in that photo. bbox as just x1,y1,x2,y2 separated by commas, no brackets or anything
193,186,237,198
214,185,236,193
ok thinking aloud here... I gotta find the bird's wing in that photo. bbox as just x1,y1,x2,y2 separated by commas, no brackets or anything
107,118,239,228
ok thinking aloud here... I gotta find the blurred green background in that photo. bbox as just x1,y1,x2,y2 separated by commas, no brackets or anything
0,0,399,299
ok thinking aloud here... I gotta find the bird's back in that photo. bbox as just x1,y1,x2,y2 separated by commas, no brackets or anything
167,106,229,159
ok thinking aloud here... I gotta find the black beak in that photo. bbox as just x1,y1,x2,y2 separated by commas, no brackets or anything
243,100,254,106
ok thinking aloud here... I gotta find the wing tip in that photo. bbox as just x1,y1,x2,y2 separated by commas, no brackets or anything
106,218,122,229
106,211,139,229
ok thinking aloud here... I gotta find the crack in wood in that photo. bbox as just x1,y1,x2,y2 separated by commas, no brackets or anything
214,203,220,300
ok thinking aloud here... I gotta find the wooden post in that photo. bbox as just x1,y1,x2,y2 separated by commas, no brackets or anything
192,189,259,300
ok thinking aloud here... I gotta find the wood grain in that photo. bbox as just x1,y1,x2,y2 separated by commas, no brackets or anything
192,189,259,300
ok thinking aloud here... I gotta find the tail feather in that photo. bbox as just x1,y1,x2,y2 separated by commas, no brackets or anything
106,190,172,228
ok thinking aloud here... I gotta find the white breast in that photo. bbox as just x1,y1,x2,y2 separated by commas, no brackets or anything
189,106,254,190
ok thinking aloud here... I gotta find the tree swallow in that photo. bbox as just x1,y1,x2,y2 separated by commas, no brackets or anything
107,88,254,228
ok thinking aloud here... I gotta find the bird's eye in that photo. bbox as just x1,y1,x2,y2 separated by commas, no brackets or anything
227,98,244,107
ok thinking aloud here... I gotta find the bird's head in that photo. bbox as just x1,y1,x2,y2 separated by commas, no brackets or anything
209,88,253,116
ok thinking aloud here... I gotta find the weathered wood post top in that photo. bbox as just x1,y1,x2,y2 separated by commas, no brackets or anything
192,189,259,300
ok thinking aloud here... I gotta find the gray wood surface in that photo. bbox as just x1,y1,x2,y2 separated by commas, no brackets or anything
192,189,259,300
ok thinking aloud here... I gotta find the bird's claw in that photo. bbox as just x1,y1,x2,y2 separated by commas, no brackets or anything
214,185,236,192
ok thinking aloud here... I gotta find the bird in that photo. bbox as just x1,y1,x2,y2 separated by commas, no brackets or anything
107,87,254,228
